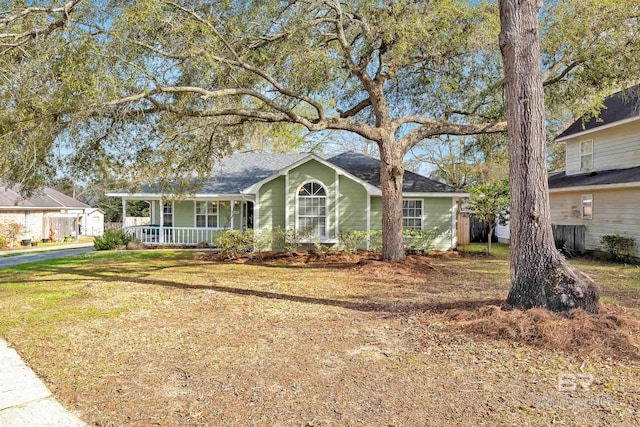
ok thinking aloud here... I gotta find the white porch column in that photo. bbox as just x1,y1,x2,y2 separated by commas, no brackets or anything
230,200,235,230
121,199,126,230
159,201,164,244
240,201,244,231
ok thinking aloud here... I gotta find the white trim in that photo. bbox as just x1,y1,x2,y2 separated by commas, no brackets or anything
579,139,593,172
230,200,235,230
334,170,339,238
555,115,640,142
242,154,382,195
285,172,290,229
549,181,640,193
194,200,221,228
402,192,469,198
105,192,249,200
366,194,371,250
240,201,244,231
295,180,329,238
254,194,260,232
451,198,458,250
402,198,423,230
121,199,126,230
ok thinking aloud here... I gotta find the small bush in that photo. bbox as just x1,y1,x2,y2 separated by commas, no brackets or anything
403,228,441,254
600,234,636,262
214,230,252,259
368,230,383,253
0,236,7,249
0,221,26,248
94,229,135,251
338,230,369,253
554,238,576,258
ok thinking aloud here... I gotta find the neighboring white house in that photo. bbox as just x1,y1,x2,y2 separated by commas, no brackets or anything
549,85,640,256
82,208,105,237
496,221,510,244
0,184,96,240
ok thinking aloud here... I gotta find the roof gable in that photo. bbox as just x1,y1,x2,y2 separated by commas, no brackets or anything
557,85,640,140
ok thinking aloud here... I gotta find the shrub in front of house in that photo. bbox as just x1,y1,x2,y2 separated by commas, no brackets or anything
403,228,441,255
214,229,255,259
0,221,26,248
338,230,369,253
94,229,135,251
600,234,636,263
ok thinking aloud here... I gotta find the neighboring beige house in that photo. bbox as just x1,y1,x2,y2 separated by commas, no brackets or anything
0,184,92,241
549,85,640,256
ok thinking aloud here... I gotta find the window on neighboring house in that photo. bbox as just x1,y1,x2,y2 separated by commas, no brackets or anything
195,201,218,228
580,140,593,171
297,182,327,237
403,199,423,229
162,202,173,226
581,194,593,219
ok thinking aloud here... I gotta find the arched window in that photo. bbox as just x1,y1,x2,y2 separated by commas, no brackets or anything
297,182,327,237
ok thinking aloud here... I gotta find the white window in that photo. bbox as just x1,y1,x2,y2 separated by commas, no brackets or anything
195,201,218,228
580,140,593,171
162,202,173,226
403,199,423,229
581,194,593,219
297,182,327,237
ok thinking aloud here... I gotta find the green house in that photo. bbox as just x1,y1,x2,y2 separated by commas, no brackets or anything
106,152,467,250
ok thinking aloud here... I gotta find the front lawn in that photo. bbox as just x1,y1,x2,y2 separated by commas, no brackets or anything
0,250,639,426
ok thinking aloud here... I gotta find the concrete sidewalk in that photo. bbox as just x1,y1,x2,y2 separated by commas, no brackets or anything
0,242,94,257
0,245,95,269
0,340,86,426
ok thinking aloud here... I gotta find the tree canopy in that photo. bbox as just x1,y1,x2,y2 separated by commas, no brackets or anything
2,0,640,259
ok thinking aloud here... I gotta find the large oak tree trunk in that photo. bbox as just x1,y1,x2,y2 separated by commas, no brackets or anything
379,140,406,261
498,0,599,313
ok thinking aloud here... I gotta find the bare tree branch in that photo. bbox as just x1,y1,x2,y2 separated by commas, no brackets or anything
397,119,508,152
0,0,82,53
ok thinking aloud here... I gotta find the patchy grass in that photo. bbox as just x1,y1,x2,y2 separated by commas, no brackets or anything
1,236,94,257
0,250,639,426
458,242,511,259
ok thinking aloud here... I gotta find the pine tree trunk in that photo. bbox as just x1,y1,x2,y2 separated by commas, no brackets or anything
498,0,599,313
379,141,406,261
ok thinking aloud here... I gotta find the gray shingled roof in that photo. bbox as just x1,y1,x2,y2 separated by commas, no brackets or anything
327,151,460,193
138,152,308,194
0,184,90,209
557,85,640,139
126,151,461,195
549,166,640,189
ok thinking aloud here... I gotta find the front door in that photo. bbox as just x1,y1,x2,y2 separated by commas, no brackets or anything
244,201,254,229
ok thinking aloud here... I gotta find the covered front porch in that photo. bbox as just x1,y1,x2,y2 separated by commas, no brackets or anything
119,195,255,246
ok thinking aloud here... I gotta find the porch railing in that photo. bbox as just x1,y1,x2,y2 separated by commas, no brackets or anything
123,225,225,246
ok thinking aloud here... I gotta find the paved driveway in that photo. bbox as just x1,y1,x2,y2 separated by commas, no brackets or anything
0,247,94,269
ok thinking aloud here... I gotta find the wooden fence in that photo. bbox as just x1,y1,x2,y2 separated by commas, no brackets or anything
457,210,493,246
552,224,586,254
45,216,78,241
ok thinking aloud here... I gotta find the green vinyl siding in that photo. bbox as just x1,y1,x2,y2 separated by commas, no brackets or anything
338,175,368,231
370,196,383,231
258,176,286,231
369,196,452,250
423,197,453,250
174,201,194,227
288,159,336,238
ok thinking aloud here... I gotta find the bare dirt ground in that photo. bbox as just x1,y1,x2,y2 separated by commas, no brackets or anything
1,250,639,426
